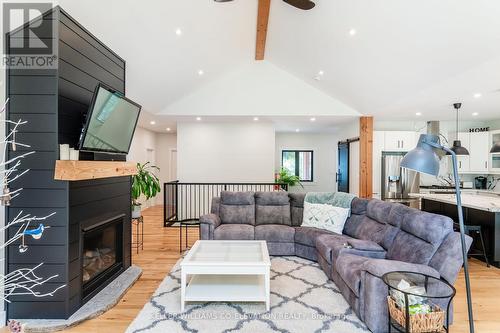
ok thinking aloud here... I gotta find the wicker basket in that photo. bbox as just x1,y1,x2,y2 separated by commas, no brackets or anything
387,296,445,333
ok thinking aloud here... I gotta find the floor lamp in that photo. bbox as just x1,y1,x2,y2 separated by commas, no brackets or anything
400,133,475,333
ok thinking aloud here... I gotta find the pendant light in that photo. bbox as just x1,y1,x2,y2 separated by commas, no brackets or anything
447,103,469,155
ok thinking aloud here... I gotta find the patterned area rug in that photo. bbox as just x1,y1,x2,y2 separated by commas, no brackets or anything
126,256,369,333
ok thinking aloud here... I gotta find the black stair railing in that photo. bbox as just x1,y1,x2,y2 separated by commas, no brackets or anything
163,181,288,227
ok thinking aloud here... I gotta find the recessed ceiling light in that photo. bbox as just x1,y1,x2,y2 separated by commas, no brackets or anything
473,93,482,99
198,69,204,76
295,128,300,132
318,70,324,76
166,127,171,131
196,117,202,121
310,117,316,122
349,28,357,36
150,121,156,125
415,112,422,116
472,112,479,116
175,28,182,36
253,117,259,121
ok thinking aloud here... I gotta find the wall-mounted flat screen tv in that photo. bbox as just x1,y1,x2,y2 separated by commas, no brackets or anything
79,84,141,155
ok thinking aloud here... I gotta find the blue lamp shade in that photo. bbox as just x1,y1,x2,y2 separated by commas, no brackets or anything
401,134,441,176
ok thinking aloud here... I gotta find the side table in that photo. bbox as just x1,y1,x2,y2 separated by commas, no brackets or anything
382,271,456,333
131,215,144,254
179,220,199,253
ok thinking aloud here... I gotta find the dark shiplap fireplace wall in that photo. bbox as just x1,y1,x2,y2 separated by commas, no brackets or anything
6,7,131,319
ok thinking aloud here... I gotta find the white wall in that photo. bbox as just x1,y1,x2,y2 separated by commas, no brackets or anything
275,133,338,193
128,127,159,207
155,133,177,184
128,128,178,205
161,61,360,118
128,127,157,164
177,122,275,182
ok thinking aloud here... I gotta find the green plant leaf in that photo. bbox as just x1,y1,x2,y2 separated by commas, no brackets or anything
131,162,161,202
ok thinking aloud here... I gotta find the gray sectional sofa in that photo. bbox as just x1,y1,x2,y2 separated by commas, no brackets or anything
200,191,472,333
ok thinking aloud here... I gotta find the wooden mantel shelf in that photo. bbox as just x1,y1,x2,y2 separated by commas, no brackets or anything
54,160,137,181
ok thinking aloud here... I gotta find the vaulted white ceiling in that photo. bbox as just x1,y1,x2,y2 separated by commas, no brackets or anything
57,0,500,129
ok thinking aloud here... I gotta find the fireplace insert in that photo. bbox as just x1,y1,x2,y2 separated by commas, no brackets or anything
81,214,124,300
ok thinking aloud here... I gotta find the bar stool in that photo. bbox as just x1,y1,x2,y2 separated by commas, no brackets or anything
455,223,489,267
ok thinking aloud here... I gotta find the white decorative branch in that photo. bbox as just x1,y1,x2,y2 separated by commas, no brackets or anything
0,98,65,304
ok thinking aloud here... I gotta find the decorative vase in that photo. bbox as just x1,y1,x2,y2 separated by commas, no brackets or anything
132,204,142,218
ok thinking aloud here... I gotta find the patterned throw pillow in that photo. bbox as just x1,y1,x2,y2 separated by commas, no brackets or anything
302,202,350,234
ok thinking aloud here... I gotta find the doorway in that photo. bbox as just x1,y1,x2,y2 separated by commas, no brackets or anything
146,148,156,207
337,142,349,192
169,149,177,181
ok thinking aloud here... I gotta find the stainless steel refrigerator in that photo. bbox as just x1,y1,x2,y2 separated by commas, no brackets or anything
381,152,420,202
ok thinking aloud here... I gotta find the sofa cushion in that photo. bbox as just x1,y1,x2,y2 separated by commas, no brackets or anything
343,199,403,250
343,215,388,244
335,254,369,297
351,197,369,215
386,210,453,264
366,199,393,222
289,193,305,208
255,192,291,225
386,233,439,265
267,242,295,256
401,210,453,244
289,193,305,226
214,224,254,240
219,191,255,225
428,232,472,284
294,226,334,247
255,224,295,243
211,197,221,216
221,191,255,205
316,234,386,264
387,203,413,228
315,233,351,263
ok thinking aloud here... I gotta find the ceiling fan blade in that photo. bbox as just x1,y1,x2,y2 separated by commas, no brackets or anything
283,0,315,10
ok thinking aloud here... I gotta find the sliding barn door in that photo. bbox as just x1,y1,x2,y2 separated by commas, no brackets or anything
337,142,349,193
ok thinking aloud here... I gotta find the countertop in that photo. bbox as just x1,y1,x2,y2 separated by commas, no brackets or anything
410,191,500,212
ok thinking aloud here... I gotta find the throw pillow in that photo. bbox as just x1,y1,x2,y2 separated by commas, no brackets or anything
302,202,349,234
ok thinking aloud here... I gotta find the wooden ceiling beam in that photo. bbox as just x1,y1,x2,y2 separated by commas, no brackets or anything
255,0,271,60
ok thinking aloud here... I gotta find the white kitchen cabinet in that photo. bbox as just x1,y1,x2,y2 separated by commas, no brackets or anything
489,130,500,172
372,131,385,198
469,132,490,172
384,131,416,152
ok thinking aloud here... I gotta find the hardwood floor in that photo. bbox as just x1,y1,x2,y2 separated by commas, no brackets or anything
10,205,500,332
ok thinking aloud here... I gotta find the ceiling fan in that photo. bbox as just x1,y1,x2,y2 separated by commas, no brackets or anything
214,0,315,60
283,0,315,10
214,0,315,10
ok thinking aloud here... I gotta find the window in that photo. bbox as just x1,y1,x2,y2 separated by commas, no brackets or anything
281,150,314,182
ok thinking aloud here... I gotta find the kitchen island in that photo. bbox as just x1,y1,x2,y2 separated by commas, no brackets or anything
410,191,500,267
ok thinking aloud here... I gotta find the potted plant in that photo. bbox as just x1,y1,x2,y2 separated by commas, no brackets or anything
131,162,161,218
275,167,303,190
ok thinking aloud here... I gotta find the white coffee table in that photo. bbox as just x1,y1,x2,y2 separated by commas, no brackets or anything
180,240,271,311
